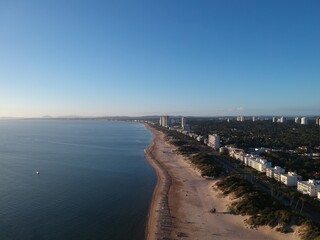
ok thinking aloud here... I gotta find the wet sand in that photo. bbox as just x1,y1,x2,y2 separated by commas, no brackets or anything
144,125,297,240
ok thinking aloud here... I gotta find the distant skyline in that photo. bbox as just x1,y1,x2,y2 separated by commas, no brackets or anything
0,0,319,117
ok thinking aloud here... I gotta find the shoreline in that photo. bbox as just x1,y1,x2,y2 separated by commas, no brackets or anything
144,124,173,240
144,124,298,240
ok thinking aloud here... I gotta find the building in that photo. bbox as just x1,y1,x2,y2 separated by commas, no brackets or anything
301,117,308,125
279,117,285,123
272,117,276,123
243,154,271,172
244,154,256,166
237,116,245,122
208,134,220,150
181,117,186,129
228,148,245,161
316,118,320,126
160,115,169,127
266,166,285,178
280,172,302,186
318,191,320,201
295,117,300,124
219,147,228,154
297,179,320,197
248,157,272,172
196,135,204,142
252,116,256,122
274,172,282,182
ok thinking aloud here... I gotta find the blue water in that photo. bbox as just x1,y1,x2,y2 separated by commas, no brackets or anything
0,120,156,240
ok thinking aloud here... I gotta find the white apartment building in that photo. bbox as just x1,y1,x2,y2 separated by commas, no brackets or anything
295,117,300,124
318,191,320,201
181,117,186,129
228,147,245,161
196,135,203,142
266,166,285,178
301,117,308,125
237,116,245,122
243,155,271,172
233,151,245,161
279,117,285,123
160,115,169,127
244,154,254,166
281,172,302,186
274,172,282,182
249,158,272,172
297,179,320,197
208,134,220,150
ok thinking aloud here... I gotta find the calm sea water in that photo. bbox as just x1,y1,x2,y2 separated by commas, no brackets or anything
0,120,156,240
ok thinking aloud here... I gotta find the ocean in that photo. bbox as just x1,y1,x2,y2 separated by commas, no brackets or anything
0,120,156,240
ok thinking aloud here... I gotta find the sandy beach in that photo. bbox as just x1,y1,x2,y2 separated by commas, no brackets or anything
144,124,297,240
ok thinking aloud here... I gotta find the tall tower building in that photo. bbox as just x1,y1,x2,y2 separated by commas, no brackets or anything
208,134,220,150
252,116,256,122
279,117,285,123
301,117,308,125
160,116,167,127
237,116,245,122
272,117,276,123
181,117,186,129
316,118,320,126
295,117,300,124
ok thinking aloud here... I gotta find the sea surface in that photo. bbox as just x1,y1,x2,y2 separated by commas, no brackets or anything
0,120,156,240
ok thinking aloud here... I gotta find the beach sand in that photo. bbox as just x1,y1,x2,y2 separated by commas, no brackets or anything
145,124,298,240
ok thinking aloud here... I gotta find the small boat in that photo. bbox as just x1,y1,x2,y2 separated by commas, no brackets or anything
36,171,40,175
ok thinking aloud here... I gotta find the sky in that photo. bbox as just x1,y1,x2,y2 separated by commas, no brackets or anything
0,0,319,117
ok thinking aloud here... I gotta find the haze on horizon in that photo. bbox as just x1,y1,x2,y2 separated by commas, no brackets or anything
0,0,319,118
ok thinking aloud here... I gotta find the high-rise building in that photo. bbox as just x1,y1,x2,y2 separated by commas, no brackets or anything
181,117,186,129
279,117,285,123
252,116,256,122
164,115,169,127
294,117,300,124
316,118,320,126
272,117,276,123
237,116,245,122
208,134,220,150
159,115,169,127
301,117,308,125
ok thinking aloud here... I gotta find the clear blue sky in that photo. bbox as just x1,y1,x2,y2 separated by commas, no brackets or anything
0,0,319,117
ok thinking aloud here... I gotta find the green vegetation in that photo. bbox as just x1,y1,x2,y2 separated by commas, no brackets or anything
216,174,320,239
189,119,320,151
154,125,224,177
150,124,320,239
299,220,320,240
261,151,320,179
189,153,224,177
